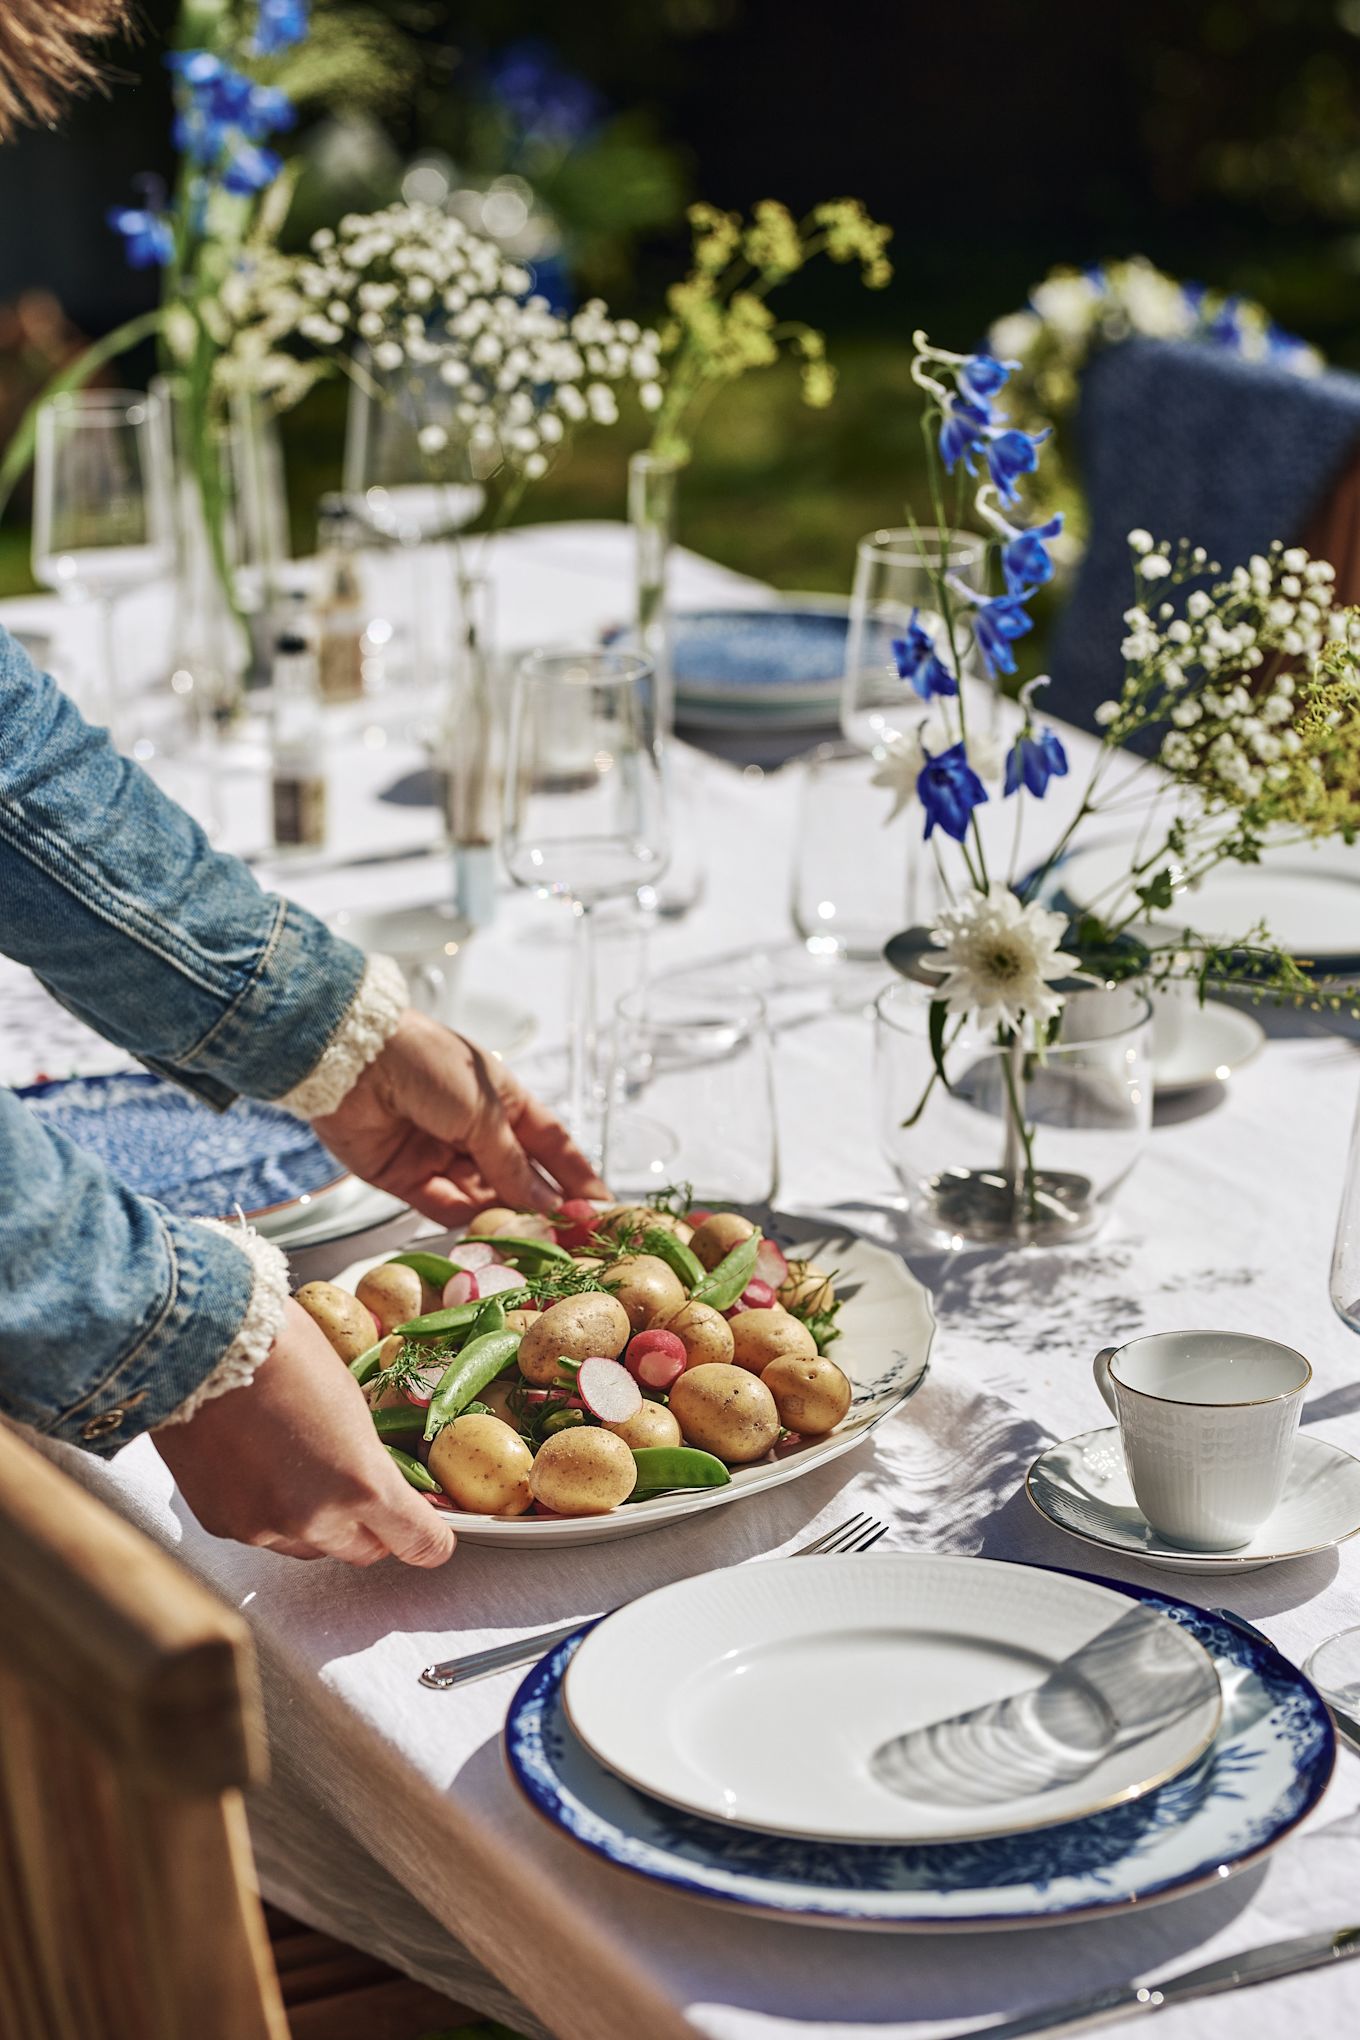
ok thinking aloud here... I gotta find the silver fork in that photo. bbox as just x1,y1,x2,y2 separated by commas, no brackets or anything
418,1510,890,1691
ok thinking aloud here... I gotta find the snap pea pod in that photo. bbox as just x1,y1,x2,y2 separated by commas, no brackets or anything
386,1250,460,1289
348,1339,387,1386
691,1231,762,1312
385,1444,439,1493
640,1226,706,1290
423,1330,522,1442
489,1234,573,1272
372,1404,423,1441
542,1408,586,1436
469,1295,508,1341
393,1299,487,1342
628,1445,731,1496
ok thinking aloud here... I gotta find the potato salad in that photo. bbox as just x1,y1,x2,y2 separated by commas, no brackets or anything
295,1195,853,1521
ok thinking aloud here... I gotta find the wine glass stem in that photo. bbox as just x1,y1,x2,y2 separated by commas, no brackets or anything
97,594,122,750
568,895,600,1159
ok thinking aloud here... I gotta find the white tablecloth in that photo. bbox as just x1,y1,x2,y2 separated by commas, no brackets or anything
4,526,1360,2040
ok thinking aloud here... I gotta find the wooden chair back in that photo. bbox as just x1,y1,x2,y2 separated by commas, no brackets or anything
0,1422,288,2040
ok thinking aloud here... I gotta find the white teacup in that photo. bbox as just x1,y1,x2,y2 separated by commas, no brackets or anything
328,902,470,1027
1093,1331,1311,1550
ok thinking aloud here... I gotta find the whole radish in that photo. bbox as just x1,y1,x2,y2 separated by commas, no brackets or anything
553,1198,602,1251
625,1328,687,1391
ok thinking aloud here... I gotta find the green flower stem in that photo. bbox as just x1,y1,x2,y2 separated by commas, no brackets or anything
916,407,991,894
999,1026,1039,1224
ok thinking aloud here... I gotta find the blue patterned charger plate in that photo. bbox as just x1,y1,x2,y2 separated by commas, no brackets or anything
18,1071,348,1221
607,608,849,726
505,1570,1333,1930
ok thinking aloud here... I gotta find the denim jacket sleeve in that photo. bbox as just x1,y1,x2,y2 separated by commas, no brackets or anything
0,626,402,1451
0,624,366,1109
0,1086,290,1454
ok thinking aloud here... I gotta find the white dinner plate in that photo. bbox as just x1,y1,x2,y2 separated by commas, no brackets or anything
260,1174,409,1248
335,1211,934,1548
505,1584,1333,1929
1151,999,1265,1095
561,1555,1221,1844
1027,1427,1360,1574
1050,836,1360,971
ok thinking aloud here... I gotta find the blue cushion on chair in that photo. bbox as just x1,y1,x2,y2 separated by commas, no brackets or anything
1048,337,1360,732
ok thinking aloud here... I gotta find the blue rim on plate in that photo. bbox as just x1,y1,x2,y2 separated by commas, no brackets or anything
18,1071,347,1222
504,1569,1334,1931
606,608,848,711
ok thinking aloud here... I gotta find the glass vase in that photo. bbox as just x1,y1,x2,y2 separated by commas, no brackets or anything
157,377,289,730
841,526,987,755
446,569,500,929
875,980,1153,1248
628,448,704,918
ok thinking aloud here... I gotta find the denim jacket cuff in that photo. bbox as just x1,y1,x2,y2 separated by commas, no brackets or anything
276,952,407,1119
52,1212,287,1455
158,1221,290,1425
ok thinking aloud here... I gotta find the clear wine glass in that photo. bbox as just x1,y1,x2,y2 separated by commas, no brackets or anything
32,388,174,748
502,648,669,1154
840,526,986,755
343,353,486,694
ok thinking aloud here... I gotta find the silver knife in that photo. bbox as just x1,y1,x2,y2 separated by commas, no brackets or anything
971,1926,1360,2040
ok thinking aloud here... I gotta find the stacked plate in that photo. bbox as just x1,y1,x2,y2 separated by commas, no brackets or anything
506,1553,1334,1929
18,1070,406,1249
603,606,848,740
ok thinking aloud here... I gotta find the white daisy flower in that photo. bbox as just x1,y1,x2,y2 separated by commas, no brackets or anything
926,891,1079,1034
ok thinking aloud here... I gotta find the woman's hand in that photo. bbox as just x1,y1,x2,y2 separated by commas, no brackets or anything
311,1009,608,1228
154,1298,456,1567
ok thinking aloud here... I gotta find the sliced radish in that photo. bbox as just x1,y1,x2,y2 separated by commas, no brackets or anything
577,1357,643,1424
726,1278,776,1319
443,1270,479,1308
476,1262,525,1297
686,1208,714,1228
402,1363,448,1408
625,1328,687,1390
553,1198,602,1250
454,1239,501,1271
424,1491,458,1511
754,1239,789,1289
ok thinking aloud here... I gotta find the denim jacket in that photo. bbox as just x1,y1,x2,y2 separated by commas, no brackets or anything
0,624,367,1452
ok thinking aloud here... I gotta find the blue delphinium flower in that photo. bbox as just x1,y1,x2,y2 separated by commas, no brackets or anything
107,176,173,268
938,395,991,474
252,0,310,56
892,611,957,698
918,742,989,842
1004,726,1069,799
221,141,285,196
167,51,295,171
985,426,1050,507
1000,512,1063,595
957,352,1012,406
948,584,1035,678
489,40,602,147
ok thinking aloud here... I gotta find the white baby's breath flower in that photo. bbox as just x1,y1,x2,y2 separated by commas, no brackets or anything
926,891,1079,1034
417,425,449,455
1139,554,1172,581
1095,700,1122,726
1127,528,1154,554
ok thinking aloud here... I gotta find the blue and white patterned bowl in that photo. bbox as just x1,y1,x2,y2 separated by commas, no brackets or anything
505,1572,1333,1930
18,1071,348,1221
607,608,849,730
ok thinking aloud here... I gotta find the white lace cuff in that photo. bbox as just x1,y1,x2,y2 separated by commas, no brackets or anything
162,1220,291,1424
275,953,407,1120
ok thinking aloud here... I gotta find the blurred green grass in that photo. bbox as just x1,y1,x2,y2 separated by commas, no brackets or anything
0,337,929,602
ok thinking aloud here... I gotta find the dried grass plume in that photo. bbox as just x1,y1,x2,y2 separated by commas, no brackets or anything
0,2,133,142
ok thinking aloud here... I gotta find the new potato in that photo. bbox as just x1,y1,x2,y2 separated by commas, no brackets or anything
355,1261,436,1336
429,1414,533,1516
603,1401,683,1451
516,1293,631,1386
529,1428,638,1514
761,1354,852,1437
294,1281,379,1363
778,1261,837,1316
729,1308,818,1375
664,1299,735,1369
689,1211,756,1271
606,1253,687,1332
668,1364,780,1465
